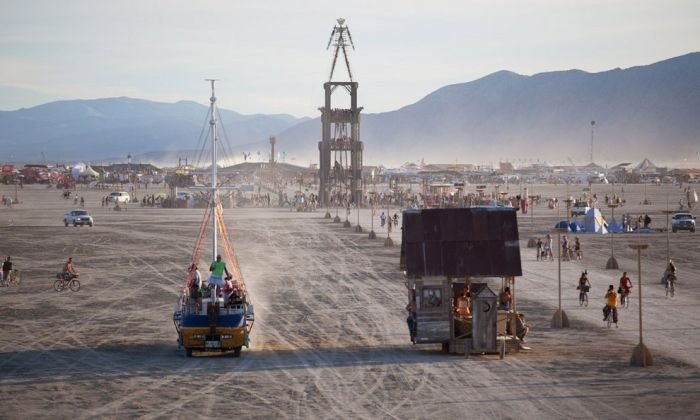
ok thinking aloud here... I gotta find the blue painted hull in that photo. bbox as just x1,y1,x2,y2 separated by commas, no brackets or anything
180,313,246,328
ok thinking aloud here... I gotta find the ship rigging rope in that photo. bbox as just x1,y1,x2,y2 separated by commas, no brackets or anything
192,106,236,171
215,107,236,166
192,108,211,170
215,201,246,292
183,196,247,294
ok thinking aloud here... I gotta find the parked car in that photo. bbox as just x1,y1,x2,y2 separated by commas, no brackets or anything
570,201,590,216
107,191,130,203
672,212,696,232
64,209,94,227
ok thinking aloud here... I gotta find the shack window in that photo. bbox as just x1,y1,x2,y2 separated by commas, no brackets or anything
421,287,442,308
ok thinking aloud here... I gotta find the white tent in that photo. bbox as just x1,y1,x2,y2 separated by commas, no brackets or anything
84,165,99,177
584,208,608,234
635,158,658,174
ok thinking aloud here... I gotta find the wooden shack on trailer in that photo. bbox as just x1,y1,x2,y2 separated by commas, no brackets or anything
401,207,522,354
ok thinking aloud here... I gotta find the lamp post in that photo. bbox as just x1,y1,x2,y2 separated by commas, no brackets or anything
384,182,394,247
354,180,363,232
369,169,376,239
606,203,619,269
333,183,341,223
563,198,573,224
551,227,570,328
662,209,674,266
629,243,652,366
527,192,538,248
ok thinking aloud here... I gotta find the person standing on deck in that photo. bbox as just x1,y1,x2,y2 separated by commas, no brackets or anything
209,254,231,301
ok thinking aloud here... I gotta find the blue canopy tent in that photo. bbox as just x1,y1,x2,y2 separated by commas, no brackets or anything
607,217,622,233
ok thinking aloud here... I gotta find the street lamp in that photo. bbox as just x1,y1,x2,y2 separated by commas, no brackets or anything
551,227,570,328
662,209,674,266
606,203,619,269
333,183,341,223
629,243,652,367
353,185,362,232
369,169,376,239
527,192,538,248
564,198,573,225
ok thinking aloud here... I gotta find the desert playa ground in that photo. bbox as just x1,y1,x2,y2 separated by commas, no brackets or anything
1,182,699,419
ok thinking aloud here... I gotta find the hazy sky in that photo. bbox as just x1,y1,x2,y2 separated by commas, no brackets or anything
1,0,698,117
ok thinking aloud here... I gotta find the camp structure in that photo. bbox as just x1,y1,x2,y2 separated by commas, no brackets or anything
584,208,608,234
401,207,523,355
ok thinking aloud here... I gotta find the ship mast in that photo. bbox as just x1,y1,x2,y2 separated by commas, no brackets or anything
206,79,219,261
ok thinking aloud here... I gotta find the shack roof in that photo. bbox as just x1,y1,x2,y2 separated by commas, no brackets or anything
400,207,522,277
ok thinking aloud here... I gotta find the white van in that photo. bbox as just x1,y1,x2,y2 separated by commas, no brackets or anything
107,191,130,203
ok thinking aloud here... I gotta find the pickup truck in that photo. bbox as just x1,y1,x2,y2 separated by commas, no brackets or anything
672,212,696,233
64,209,94,227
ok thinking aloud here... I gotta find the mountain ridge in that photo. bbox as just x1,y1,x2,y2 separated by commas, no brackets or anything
1,52,698,166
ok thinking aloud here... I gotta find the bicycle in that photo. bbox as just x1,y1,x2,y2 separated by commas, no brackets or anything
2,269,21,287
603,305,618,328
54,273,80,292
620,292,630,308
665,275,675,298
578,286,589,307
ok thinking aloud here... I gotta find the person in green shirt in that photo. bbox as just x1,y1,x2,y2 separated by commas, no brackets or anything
209,254,231,301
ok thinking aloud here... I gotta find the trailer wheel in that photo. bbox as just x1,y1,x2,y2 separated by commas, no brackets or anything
185,348,193,357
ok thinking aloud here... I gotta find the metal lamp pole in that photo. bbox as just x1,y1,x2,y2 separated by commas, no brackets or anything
630,243,652,366
369,170,377,239
606,203,619,269
551,227,569,328
564,198,573,225
662,209,673,265
527,192,538,248
354,176,363,232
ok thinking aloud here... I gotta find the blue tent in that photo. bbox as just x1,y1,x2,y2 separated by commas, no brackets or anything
607,217,622,233
555,220,570,230
569,221,583,232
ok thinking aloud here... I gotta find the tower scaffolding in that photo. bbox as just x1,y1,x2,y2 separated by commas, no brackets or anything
318,18,364,206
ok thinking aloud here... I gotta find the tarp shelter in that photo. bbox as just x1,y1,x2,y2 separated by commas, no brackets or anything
584,208,608,234
569,220,583,232
555,220,571,231
607,218,622,233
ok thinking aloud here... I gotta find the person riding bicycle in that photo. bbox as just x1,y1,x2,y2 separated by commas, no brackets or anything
62,257,79,281
603,285,619,327
577,270,591,299
618,272,632,304
663,260,677,283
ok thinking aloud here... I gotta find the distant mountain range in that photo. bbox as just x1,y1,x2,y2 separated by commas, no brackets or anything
2,52,699,166
0,98,308,164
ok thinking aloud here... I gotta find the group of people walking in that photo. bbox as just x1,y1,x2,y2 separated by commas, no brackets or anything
536,234,582,261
